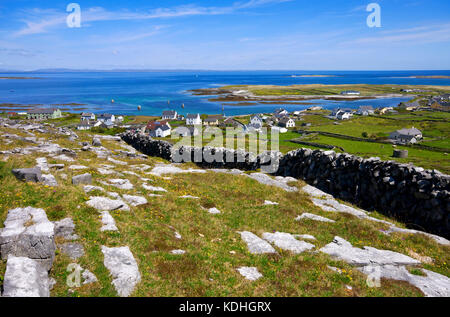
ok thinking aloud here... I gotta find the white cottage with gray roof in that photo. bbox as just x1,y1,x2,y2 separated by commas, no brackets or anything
389,127,423,144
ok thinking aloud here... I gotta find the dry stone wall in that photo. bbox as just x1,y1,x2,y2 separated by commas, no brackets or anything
121,132,450,238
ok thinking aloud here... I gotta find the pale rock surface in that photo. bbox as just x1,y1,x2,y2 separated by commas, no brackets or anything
170,249,186,255
238,231,276,254
142,184,167,192
246,173,298,192
100,179,134,190
122,194,148,207
295,213,335,223
42,174,58,187
101,246,141,297
0,207,55,270
86,196,130,212
2,256,50,297
237,266,263,281
53,217,78,240
262,232,315,254
100,211,119,232
148,163,206,177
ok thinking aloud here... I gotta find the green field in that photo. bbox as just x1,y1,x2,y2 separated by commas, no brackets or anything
218,84,450,97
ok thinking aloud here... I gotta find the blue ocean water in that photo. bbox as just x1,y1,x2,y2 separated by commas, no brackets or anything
1,70,449,116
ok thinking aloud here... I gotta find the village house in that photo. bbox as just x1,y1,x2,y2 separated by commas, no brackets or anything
27,108,62,120
428,95,450,111
77,120,94,130
308,106,323,111
204,116,220,126
146,121,172,138
162,110,178,121
224,117,240,128
340,90,361,96
97,113,115,125
250,114,263,126
274,108,289,118
186,113,202,125
331,108,353,120
278,117,296,128
378,107,394,115
389,127,423,144
173,126,200,137
81,112,96,121
356,106,375,116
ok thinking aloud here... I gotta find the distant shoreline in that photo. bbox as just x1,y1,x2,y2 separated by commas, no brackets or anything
0,76,42,80
189,83,450,103
408,76,450,79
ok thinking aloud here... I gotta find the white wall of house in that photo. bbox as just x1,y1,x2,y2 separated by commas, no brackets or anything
186,115,202,125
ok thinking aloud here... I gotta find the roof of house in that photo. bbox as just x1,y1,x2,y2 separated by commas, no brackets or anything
156,124,171,131
162,110,177,116
78,121,93,126
279,117,293,123
98,113,114,118
146,120,168,130
186,113,200,119
28,108,58,114
81,112,94,117
358,106,374,111
393,127,422,136
204,117,219,122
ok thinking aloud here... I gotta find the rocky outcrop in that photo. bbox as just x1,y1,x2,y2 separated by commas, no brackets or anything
0,207,56,271
101,246,141,297
321,236,450,297
72,173,92,185
2,256,51,297
12,167,43,183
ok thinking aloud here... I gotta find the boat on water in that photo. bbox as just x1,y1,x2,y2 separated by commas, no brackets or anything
111,99,115,103
137,105,142,111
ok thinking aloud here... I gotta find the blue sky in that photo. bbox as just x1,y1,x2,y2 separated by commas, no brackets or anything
0,0,449,70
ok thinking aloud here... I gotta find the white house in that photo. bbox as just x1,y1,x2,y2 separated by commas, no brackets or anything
331,108,353,120
278,117,296,128
162,110,178,120
274,108,289,118
340,90,361,96
389,127,423,144
154,124,172,137
186,113,202,125
77,121,93,130
250,114,263,126
97,113,115,125
81,112,96,121
337,111,353,120
356,106,374,116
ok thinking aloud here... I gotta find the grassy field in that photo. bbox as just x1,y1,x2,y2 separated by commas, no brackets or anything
1,127,449,297
217,84,450,97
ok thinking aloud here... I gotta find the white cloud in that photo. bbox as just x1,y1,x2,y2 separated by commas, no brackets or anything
13,0,291,37
345,23,450,45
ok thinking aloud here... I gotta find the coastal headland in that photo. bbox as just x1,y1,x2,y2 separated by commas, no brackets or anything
190,84,450,102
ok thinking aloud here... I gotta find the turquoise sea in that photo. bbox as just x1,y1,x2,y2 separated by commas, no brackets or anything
1,70,450,116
